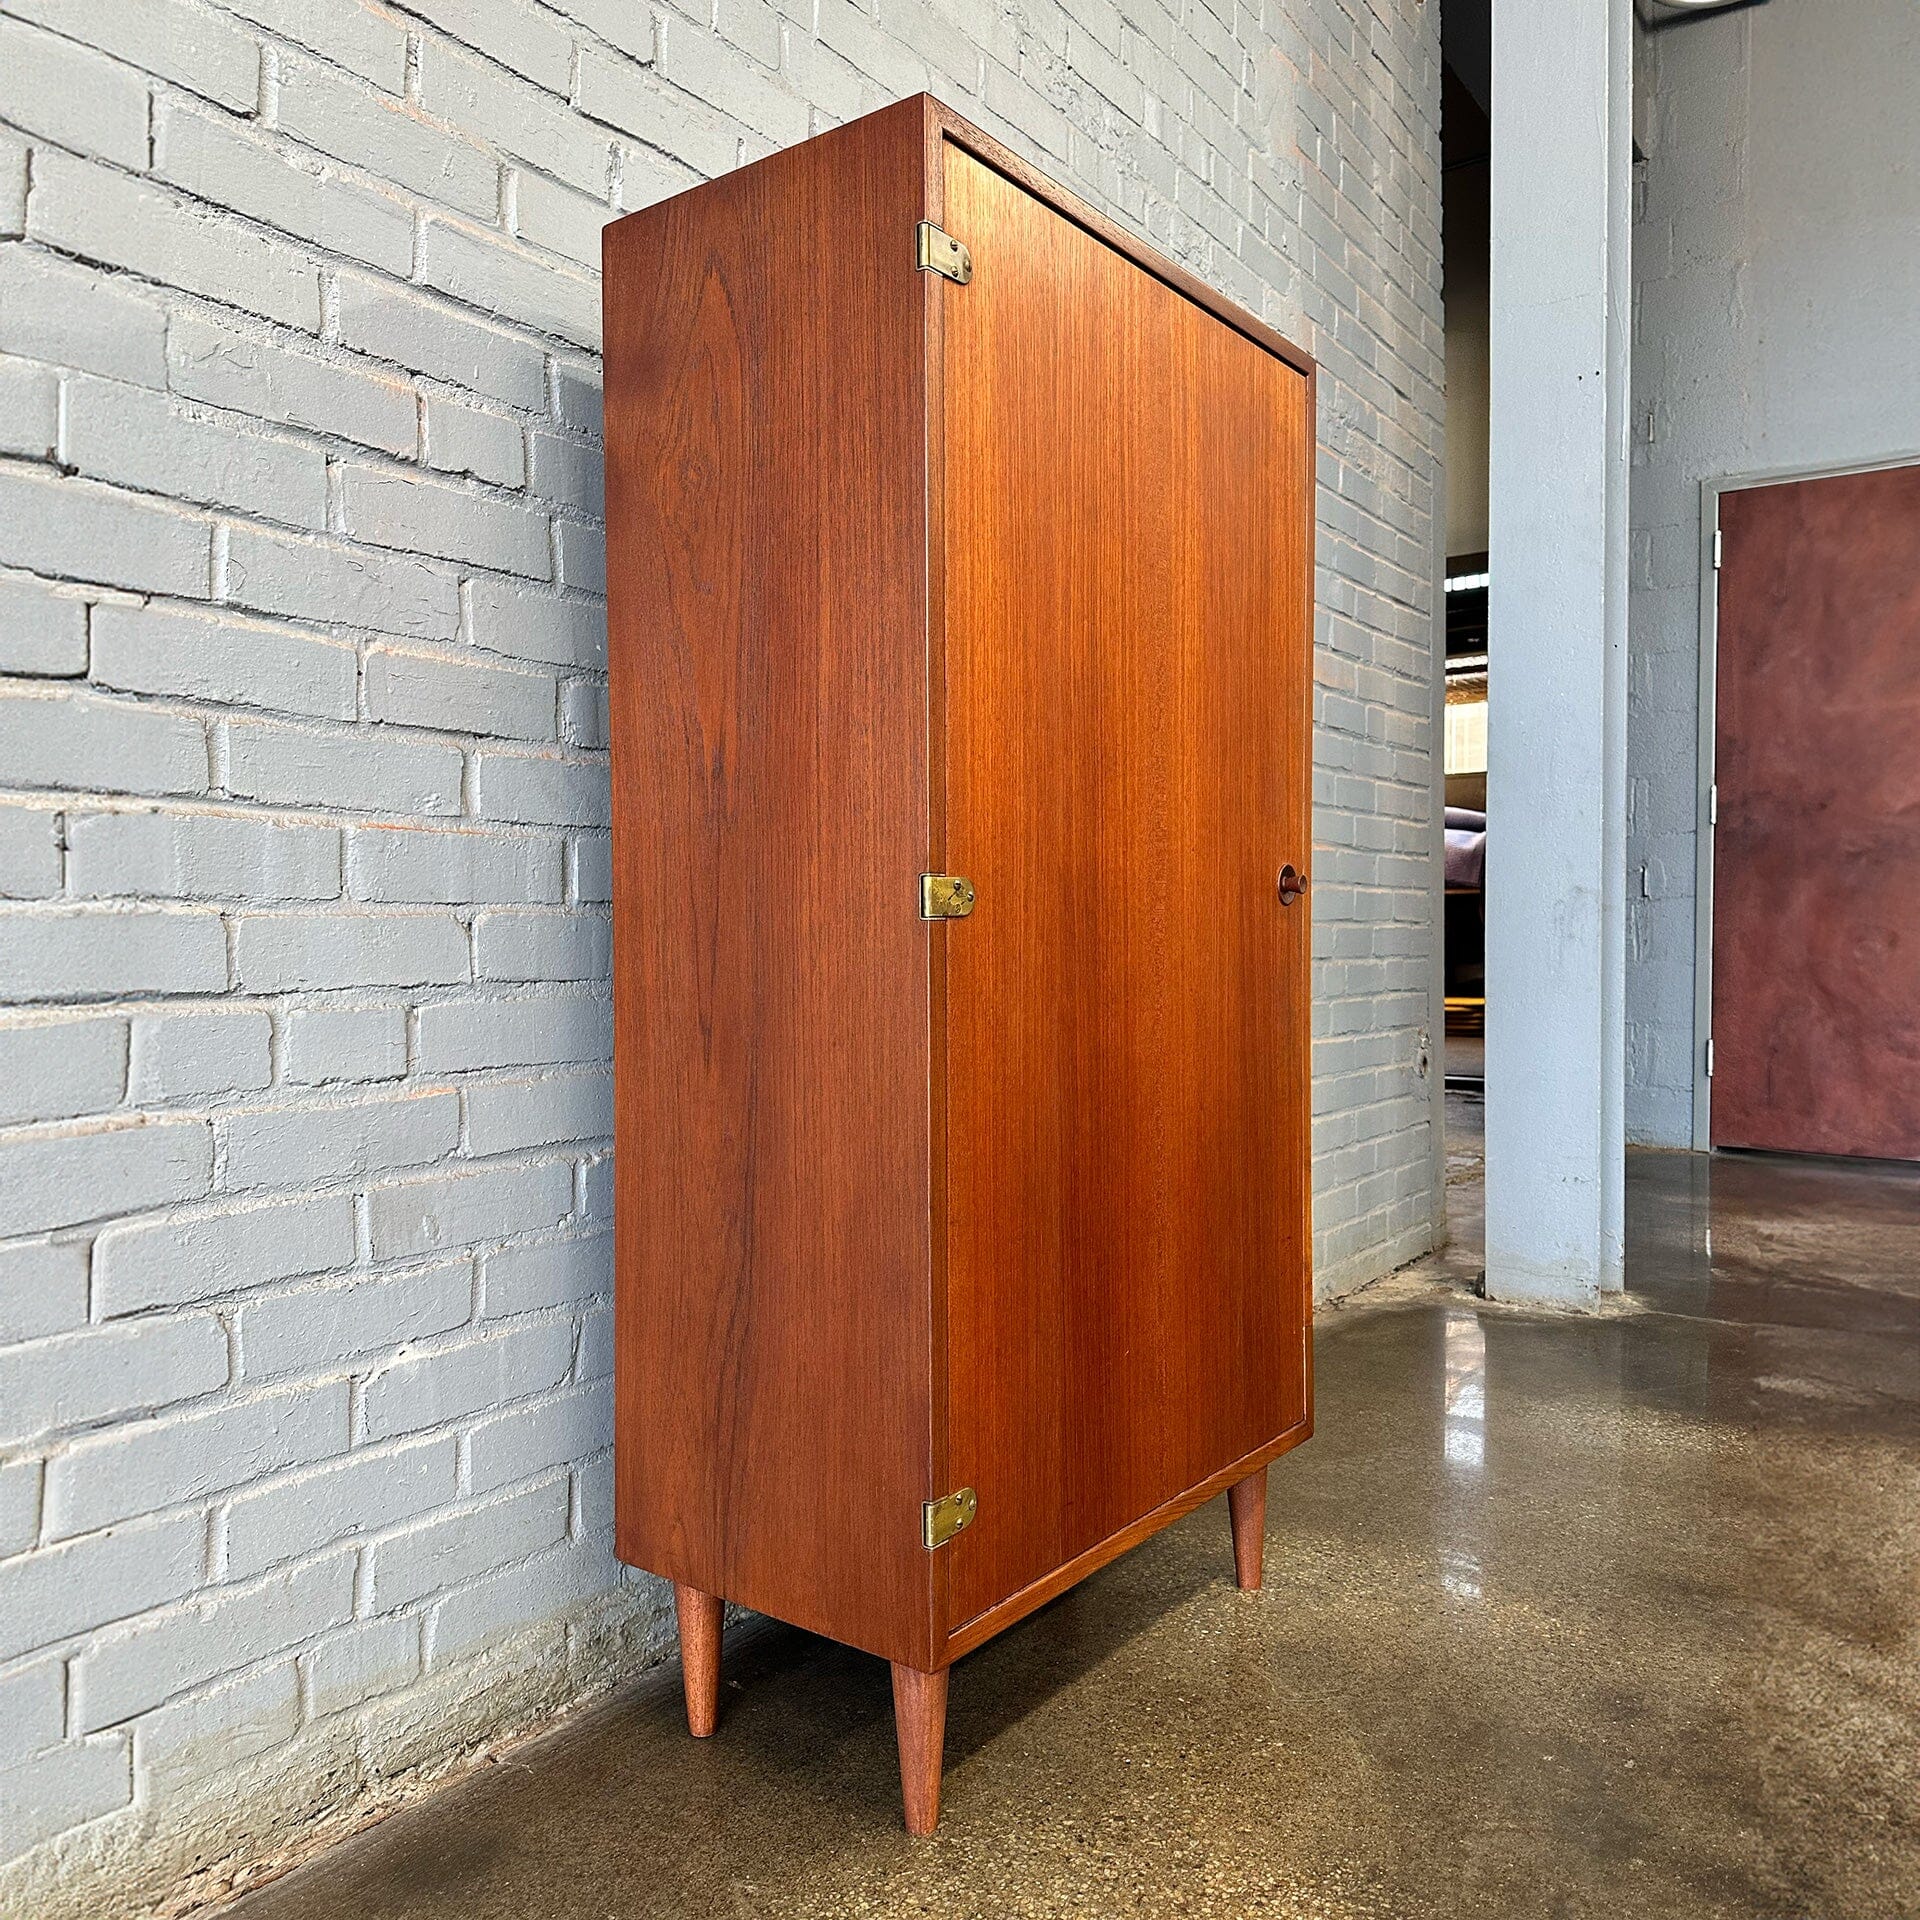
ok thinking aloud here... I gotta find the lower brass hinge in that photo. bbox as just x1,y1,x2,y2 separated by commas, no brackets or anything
923,1487,977,1549
916,221,972,284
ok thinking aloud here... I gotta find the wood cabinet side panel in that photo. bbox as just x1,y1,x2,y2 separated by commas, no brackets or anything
604,99,937,1668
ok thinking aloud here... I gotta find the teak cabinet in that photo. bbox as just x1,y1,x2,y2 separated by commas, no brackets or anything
604,95,1315,1836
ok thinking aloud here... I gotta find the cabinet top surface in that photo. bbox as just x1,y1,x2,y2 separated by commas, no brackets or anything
604,92,1317,388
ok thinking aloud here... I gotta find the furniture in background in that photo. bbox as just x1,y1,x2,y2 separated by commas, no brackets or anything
602,94,1317,1834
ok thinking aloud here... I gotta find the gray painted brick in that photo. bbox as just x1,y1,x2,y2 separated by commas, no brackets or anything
558,679,607,749
575,47,737,177
0,17,149,169
470,750,608,827
154,99,413,278
224,717,464,818
339,462,551,578
232,909,470,991
0,466,212,600
510,169,613,268
68,809,343,901
223,0,407,92
127,1008,274,1102
62,376,329,532
0,1655,62,1762
427,1538,601,1666
0,248,167,389
423,398,526,488
414,994,610,1073
364,644,557,741
334,273,548,411
223,1435,456,1580
239,1257,472,1378
167,313,417,459
527,432,603,516
0,1238,90,1345
0,802,62,898
27,149,318,333
0,575,89,678
479,1232,610,1318
0,1509,203,1661
0,1115,213,1238
0,1314,228,1447
0,907,228,1003
570,834,611,904
0,686,207,800
94,1191,357,1316
554,519,605,593
224,525,460,641
304,1615,421,1720
44,1380,352,1540
346,824,563,905
464,1068,612,1156
421,40,604,188
0,131,24,239
0,1459,41,1558
473,909,610,982
468,1383,609,1495
73,1555,355,1733
367,1478,569,1612
0,355,57,460
277,53,501,222
10,0,258,109
0,1736,131,1853
0,1017,127,1125
135,1662,298,1803
465,579,605,669
417,216,600,351
359,1314,575,1437
283,1004,407,1085
366,1159,575,1264
223,1087,462,1190
550,360,601,437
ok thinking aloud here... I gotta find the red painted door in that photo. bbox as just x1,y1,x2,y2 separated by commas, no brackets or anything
1712,463,1920,1160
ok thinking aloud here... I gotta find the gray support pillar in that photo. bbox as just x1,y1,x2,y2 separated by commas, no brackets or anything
1484,0,1632,1304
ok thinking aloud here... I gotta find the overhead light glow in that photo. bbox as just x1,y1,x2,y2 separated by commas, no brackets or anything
1445,571,1490,594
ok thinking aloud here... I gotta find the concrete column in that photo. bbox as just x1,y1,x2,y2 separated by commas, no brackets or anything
1483,0,1633,1304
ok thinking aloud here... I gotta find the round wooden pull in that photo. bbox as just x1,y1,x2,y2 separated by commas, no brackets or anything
1277,863,1307,906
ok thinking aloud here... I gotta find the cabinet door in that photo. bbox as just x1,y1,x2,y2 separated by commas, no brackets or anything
939,147,1314,1630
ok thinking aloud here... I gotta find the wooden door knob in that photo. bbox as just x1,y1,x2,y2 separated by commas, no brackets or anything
1277,864,1307,906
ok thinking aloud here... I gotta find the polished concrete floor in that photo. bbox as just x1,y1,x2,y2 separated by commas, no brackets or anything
226,1104,1920,1919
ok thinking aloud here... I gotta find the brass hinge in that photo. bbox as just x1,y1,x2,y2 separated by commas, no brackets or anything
923,1487,977,1549
920,873,975,919
916,221,972,284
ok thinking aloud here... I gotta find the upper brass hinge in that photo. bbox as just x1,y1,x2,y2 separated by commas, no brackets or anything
923,1487,977,1549
920,873,975,919
916,221,972,284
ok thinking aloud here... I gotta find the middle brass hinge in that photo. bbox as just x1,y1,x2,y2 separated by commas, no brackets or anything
923,1487,977,1549
916,220,972,284
920,873,976,919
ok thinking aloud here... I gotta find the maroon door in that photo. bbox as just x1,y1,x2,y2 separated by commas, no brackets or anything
1712,462,1920,1160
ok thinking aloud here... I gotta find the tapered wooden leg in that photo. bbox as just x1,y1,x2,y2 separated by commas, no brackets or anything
1227,1466,1267,1591
674,1583,723,1738
890,1662,950,1837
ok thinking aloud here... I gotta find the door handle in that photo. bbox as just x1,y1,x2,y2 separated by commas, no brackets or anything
1277,863,1308,906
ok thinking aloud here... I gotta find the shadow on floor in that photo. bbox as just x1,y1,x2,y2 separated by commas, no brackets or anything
222,1127,1920,1920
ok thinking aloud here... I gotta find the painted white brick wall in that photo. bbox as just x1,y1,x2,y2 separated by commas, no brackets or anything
0,2,1442,1912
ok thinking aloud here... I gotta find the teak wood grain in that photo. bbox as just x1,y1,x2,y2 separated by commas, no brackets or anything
937,144,1314,1633
605,99,937,1669
606,96,1316,1714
